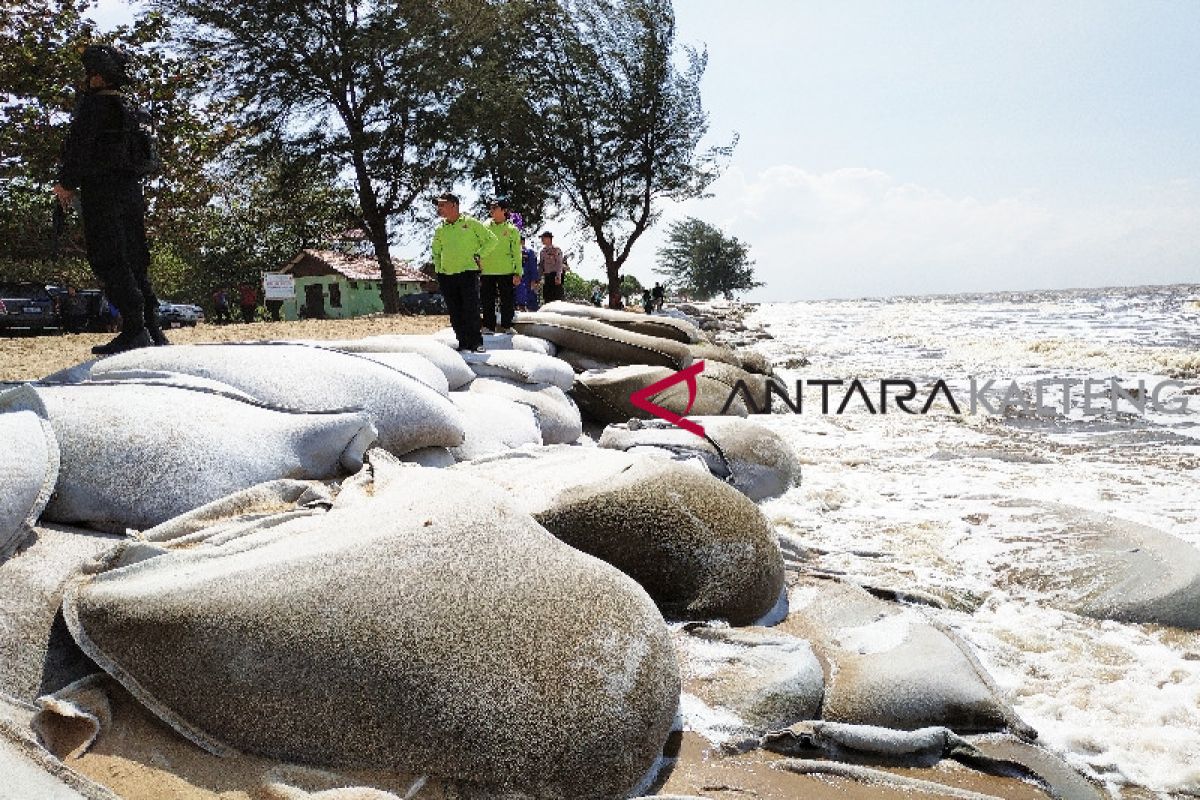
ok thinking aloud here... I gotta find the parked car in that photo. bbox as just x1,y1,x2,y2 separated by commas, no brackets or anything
158,300,204,328
0,282,59,334
398,291,447,315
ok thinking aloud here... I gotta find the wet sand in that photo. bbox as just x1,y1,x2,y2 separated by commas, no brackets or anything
0,316,450,383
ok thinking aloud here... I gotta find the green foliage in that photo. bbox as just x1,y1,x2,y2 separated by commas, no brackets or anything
154,0,496,312
525,0,734,307
656,217,762,301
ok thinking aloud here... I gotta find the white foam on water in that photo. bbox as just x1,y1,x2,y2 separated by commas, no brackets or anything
708,284,1200,793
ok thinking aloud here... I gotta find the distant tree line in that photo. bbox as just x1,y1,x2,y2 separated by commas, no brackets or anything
1,0,751,310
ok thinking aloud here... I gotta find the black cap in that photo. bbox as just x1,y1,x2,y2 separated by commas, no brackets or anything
488,198,509,210
81,44,132,87
433,192,459,205
540,230,553,238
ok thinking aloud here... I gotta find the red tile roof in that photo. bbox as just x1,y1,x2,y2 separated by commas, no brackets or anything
282,250,429,283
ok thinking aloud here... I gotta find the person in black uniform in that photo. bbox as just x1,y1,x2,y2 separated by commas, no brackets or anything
51,44,166,355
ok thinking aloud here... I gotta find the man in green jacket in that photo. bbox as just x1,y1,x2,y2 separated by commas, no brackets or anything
432,193,496,352
479,199,522,334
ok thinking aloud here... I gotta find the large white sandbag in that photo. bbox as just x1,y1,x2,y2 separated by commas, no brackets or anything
460,349,574,391
0,693,120,800
513,313,694,370
307,336,474,391
432,328,558,356
1,383,375,531
466,377,583,446
0,401,59,560
539,301,705,344
985,500,1200,630
0,524,122,702
62,466,679,799
89,343,463,456
780,579,1035,737
572,365,748,425
448,392,542,461
343,352,448,396
457,447,784,624
599,416,801,501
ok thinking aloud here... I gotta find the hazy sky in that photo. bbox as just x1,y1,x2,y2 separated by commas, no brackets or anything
89,0,1200,300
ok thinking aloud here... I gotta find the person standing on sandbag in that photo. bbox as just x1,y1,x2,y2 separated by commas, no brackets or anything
52,44,167,355
538,231,567,304
479,199,522,334
432,193,497,353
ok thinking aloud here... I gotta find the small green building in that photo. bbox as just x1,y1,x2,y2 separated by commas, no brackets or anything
275,249,434,321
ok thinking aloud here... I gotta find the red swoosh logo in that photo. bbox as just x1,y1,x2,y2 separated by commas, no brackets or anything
629,360,707,437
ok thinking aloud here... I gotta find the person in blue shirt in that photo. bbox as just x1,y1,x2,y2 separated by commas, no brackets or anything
516,236,541,312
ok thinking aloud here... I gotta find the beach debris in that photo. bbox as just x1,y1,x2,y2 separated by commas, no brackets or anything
457,446,785,624
61,466,680,799
1,382,375,531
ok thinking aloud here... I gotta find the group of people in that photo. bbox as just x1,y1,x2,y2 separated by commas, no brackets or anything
210,284,263,324
431,193,567,353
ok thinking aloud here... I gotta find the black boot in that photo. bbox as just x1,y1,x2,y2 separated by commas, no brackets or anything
91,328,153,355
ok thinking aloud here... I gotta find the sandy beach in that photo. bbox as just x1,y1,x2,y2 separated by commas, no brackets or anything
0,316,450,383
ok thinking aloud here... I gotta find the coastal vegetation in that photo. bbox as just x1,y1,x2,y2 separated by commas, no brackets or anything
0,0,741,309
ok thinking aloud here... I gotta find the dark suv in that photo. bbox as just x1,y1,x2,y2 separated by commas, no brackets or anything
0,282,59,334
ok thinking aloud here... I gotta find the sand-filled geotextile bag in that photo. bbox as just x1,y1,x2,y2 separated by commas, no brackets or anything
61,466,680,799
538,301,706,344
513,313,694,370
779,579,1035,737
465,377,583,446
460,349,574,391
87,343,464,455
306,335,475,391
983,500,1200,630
433,328,558,357
599,417,801,501
1,383,375,531
571,365,748,425
0,524,121,702
447,391,541,461
457,447,784,624
0,401,59,560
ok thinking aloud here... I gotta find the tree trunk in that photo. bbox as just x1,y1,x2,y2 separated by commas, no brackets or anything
606,256,623,310
363,209,400,314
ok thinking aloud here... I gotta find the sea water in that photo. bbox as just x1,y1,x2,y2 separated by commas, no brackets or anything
733,284,1200,795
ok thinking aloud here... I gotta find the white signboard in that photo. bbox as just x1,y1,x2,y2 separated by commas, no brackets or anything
262,273,295,301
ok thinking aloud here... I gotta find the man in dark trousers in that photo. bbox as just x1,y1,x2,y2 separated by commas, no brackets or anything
52,44,166,354
479,199,522,334
431,193,496,352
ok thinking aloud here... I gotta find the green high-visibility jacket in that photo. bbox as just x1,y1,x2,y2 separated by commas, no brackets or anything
480,220,522,276
432,214,497,275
